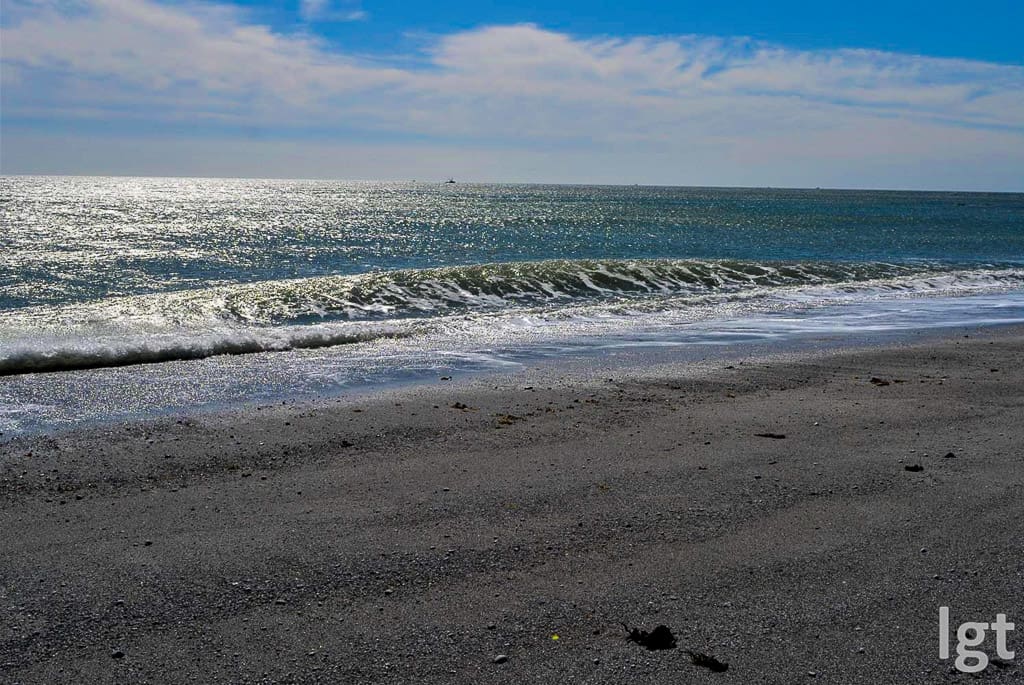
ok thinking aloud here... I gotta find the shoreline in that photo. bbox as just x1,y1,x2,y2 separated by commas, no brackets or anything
4,298,1024,439
2,327,1023,682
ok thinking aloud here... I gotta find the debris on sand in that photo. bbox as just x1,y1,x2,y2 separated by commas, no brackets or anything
755,432,786,439
870,377,891,386
686,650,729,672
495,413,524,426
904,464,924,472
622,623,677,650
451,402,472,410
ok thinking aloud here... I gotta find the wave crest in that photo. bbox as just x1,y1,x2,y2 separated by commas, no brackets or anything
34,259,1023,327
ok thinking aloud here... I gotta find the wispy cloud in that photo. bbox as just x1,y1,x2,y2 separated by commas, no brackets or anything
299,0,367,23
1,0,1021,187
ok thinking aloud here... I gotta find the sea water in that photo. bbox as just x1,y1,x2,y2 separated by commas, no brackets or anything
2,177,1023,433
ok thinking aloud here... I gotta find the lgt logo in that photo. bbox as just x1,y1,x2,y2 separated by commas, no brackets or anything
939,606,1016,673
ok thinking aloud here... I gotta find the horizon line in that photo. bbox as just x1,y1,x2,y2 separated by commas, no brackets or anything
2,173,1020,195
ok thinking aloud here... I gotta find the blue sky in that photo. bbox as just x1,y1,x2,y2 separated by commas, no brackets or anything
276,1,1024,65
1,0,1022,189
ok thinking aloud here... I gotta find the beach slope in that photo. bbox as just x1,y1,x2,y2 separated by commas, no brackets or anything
2,330,1023,683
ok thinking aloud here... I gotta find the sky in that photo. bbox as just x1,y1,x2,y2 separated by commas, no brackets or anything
1,0,1022,190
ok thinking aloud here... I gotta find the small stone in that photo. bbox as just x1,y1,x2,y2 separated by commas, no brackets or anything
493,654,509,664
111,650,125,659
143,540,153,546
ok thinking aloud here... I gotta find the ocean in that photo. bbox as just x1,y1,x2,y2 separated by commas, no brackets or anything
2,176,1023,434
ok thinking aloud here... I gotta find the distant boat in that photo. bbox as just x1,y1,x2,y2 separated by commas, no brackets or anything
445,178,456,184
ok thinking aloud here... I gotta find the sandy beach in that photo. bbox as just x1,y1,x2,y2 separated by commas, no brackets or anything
2,327,1023,684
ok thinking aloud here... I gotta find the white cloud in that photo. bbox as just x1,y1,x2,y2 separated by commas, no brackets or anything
1,0,1021,187
1,0,398,122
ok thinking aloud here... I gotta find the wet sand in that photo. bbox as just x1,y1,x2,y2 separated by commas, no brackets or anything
2,328,1023,683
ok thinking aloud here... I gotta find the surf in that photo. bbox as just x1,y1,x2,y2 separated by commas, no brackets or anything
2,259,1023,375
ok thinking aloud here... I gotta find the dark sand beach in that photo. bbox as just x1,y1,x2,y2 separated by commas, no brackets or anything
2,328,1023,684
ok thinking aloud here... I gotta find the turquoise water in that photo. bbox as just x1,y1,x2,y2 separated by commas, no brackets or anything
1,177,1023,432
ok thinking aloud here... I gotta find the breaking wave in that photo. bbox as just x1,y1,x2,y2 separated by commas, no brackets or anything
0,325,412,375
2,259,1022,375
